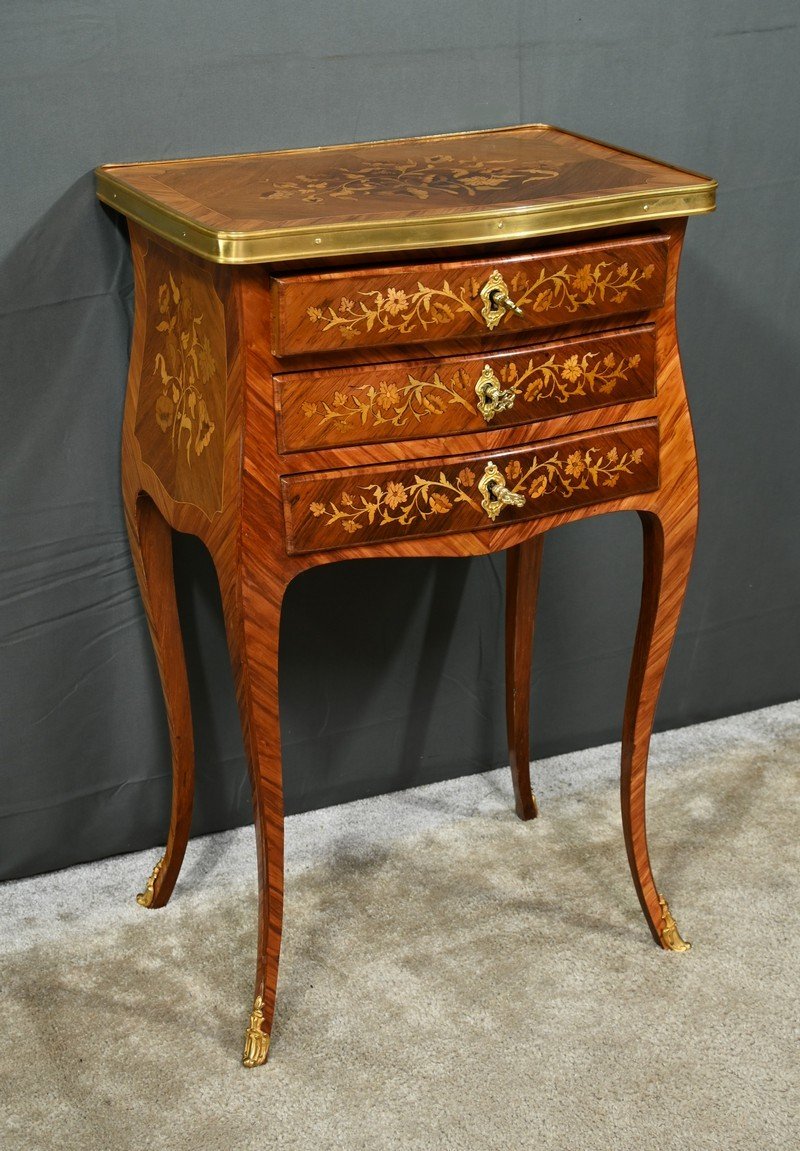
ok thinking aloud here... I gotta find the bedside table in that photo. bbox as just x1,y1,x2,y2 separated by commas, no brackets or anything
96,125,716,1066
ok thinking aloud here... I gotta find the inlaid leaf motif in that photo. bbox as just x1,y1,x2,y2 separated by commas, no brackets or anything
261,155,562,204
308,444,648,534
305,259,656,341
152,279,216,464
302,350,643,436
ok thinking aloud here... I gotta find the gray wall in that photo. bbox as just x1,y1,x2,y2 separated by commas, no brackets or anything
2,2,799,880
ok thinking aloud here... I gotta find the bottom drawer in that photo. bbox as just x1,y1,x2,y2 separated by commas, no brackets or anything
282,419,658,555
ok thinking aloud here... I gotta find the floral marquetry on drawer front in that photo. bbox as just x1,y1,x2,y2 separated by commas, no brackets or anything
281,420,659,554
275,325,655,451
271,234,668,356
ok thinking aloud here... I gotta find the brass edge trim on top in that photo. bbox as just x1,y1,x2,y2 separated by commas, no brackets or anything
96,172,716,265
94,122,716,183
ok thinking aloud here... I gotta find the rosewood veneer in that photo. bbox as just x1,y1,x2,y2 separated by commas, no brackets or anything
96,125,716,1066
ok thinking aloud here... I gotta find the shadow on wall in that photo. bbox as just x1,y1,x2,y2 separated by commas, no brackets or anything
0,176,163,882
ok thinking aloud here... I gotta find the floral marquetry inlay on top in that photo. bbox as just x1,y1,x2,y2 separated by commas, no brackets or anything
261,154,563,204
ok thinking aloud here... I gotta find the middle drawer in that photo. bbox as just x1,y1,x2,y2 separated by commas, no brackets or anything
275,325,655,452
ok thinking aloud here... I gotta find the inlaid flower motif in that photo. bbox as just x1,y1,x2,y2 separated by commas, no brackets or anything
155,394,174,432
377,381,401,410
309,441,647,534
152,280,217,464
305,344,643,439
571,264,594,293
385,481,407,509
384,288,409,316
429,492,452,513
560,355,582,383
261,155,562,204
505,460,522,481
307,257,656,341
565,451,585,478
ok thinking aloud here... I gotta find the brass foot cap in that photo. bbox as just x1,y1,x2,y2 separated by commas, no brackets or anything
658,894,692,952
136,856,165,908
243,996,270,1067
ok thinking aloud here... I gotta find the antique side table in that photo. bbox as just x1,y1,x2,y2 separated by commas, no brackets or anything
96,126,716,1067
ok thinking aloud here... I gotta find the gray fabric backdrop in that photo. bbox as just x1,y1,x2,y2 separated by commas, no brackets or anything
2,2,799,881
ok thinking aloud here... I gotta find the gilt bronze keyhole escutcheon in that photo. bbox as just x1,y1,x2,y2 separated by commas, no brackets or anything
478,461,527,520
475,363,516,422
479,270,525,330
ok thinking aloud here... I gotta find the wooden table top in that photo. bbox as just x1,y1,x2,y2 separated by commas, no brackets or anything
96,124,715,265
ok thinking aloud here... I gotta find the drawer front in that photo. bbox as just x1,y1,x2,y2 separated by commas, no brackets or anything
271,233,667,356
276,325,655,452
282,420,658,554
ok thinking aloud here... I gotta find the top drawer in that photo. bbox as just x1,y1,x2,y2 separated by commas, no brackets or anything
271,232,668,357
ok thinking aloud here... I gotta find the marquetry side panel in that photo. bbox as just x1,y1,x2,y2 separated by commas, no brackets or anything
271,233,667,356
134,239,228,518
275,324,655,452
282,419,659,555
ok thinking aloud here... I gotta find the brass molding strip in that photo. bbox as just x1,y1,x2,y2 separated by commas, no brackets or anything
96,172,716,266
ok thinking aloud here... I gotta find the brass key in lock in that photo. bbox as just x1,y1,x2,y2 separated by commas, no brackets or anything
475,364,515,423
478,461,526,521
479,270,525,330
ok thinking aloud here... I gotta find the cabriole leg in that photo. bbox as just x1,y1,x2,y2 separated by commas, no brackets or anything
622,503,698,951
124,492,195,909
505,536,545,821
217,560,286,1067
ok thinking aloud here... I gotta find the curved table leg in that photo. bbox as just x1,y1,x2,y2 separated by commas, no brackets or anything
124,492,195,909
505,536,545,821
217,556,286,1068
622,503,698,951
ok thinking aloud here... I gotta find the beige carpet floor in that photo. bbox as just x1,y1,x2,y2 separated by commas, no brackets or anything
1,702,798,1151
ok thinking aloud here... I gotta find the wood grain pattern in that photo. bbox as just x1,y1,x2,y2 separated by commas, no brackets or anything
271,234,667,355
506,538,545,821
116,179,702,1066
124,493,194,906
96,125,714,264
121,226,246,909
281,420,659,555
275,325,655,452
135,240,227,518
99,126,712,236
